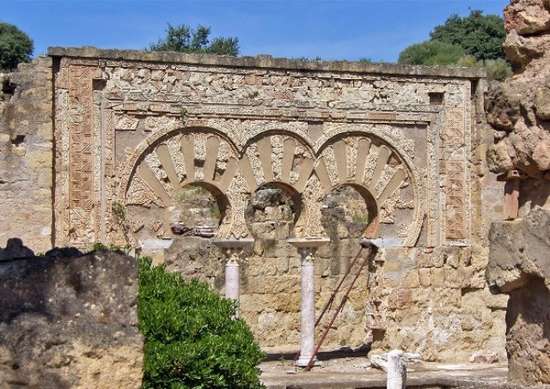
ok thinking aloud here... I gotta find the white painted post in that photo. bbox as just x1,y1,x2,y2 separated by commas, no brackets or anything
297,248,316,367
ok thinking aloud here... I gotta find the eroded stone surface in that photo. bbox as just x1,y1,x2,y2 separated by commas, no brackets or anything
0,249,143,388
487,207,550,385
487,0,550,182
0,58,53,253
487,206,550,293
485,1,550,384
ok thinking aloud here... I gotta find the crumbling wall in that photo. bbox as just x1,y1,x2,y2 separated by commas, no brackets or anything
0,245,143,388
486,0,550,190
487,207,550,385
485,0,550,385
0,58,54,252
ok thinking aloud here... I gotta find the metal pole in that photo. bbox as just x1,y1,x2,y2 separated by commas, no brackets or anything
305,242,378,371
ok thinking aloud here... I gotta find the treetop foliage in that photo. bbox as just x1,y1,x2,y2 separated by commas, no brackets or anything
398,10,511,80
0,22,33,70
430,10,506,61
149,24,239,56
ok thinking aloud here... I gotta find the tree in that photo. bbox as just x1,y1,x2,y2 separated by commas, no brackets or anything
398,40,465,66
397,10,511,80
430,11,506,61
0,22,33,70
138,258,264,388
149,24,239,56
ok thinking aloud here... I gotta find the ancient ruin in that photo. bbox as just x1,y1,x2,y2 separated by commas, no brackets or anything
2,46,505,361
485,0,550,385
1,0,549,387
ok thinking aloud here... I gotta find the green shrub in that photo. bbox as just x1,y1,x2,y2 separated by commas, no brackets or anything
398,40,465,66
483,58,512,81
138,258,265,389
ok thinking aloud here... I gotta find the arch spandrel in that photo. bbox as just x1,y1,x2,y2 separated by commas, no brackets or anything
239,130,316,193
310,132,423,247
123,127,248,241
120,126,423,246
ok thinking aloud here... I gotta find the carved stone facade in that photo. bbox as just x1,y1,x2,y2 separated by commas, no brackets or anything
2,47,503,362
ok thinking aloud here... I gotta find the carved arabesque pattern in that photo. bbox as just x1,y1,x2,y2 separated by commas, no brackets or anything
123,127,421,245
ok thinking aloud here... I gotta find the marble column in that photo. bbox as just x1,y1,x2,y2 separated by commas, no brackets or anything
288,237,330,367
213,239,254,316
225,251,240,301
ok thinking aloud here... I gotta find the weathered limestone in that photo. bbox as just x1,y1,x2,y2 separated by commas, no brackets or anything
487,206,550,385
487,0,550,183
485,0,550,385
0,248,143,388
0,58,53,253
487,206,550,293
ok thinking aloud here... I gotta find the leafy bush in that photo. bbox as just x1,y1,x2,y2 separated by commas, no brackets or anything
0,22,33,70
483,58,513,81
454,56,512,81
138,258,265,388
398,40,465,66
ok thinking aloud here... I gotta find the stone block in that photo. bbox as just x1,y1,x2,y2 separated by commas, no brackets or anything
418,268,431,287
445,267,463,289
0,250,143,388
271,293,300,312
431,268,446,288
487,207,550,293
402,270,420,288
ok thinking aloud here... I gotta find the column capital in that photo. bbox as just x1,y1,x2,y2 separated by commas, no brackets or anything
213,238,254,264
288,238,330,263
287,237,330,256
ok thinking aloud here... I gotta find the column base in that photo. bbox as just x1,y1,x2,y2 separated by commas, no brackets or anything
295,355,317,367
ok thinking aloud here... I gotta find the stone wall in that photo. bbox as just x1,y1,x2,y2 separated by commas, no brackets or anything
0,58,54,253
487,207,550,385
485,0,550,384
0,46,505,362
0,247,143,388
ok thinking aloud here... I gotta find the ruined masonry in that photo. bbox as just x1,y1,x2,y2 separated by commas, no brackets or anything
485,0,550,384
1,47,506,362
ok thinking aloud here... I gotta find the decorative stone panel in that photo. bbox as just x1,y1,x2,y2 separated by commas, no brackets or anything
44,47,497,361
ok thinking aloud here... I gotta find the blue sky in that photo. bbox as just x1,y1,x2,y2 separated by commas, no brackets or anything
4,0,508,62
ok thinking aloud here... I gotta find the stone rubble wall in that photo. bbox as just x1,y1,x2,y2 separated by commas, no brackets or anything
485,0,550,385
0,58,54,253
0,246,143,388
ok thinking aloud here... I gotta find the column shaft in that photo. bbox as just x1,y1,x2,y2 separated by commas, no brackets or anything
225,261,240,302
297,256,315,367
